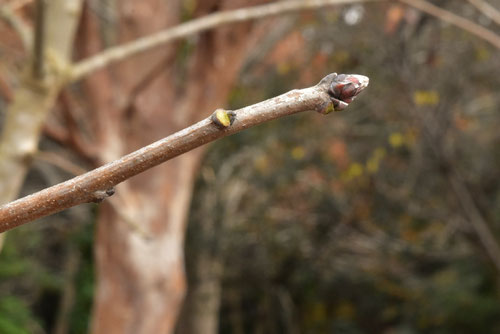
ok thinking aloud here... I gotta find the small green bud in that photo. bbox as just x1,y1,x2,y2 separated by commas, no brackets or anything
211,109,236,128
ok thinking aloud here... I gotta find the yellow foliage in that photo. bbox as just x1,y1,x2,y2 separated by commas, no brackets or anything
413,90,439,106
348,162,363,178
342,162,364,181
389,132,405,148
388,131,416,149
291,146,305,160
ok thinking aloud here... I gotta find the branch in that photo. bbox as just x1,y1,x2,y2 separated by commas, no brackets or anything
68,0,381,81
399,0,500,49
0,73,369,231
35,151,87,176
466,0,500,26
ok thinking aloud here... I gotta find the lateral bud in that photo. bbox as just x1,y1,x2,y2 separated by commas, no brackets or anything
90,187,115,203
211,108,236,128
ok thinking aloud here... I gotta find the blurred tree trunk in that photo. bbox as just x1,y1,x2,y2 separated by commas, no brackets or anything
0,0,83,248
75,1,266,333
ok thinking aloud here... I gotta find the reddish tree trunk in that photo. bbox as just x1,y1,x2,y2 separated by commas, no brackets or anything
74,1,266,332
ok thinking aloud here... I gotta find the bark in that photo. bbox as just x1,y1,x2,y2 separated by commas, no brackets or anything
77,1,269,333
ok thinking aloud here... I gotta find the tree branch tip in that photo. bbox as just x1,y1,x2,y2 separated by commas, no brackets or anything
317,73,370,113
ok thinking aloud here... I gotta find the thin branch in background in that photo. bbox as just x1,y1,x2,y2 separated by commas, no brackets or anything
32,0,45,79
122,51,176,116
0,3,32,49
43,92,98,164
69,0,382,81
43,119,69,144
59,91,98,163
466,0,500,26
0,73,369,230
35,151,87,176
399,0,500,49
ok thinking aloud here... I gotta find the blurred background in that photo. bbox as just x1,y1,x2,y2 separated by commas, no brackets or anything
0,0,499,333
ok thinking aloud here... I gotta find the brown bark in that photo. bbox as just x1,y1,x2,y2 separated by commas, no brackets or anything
77,1,269,333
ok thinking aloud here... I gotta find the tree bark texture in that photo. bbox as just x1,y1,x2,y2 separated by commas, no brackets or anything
76,1,268,333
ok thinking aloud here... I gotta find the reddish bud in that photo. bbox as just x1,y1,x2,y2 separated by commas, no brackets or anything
328,74,369,111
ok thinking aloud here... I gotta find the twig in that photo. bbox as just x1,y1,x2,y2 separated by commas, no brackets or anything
32,0,46,79
0,3,32,49
59,91,98,163
69,0,381,81
35,151,87,176
0,73,369,231
466,0,500,26
399,0,500,49
122,51,176,116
